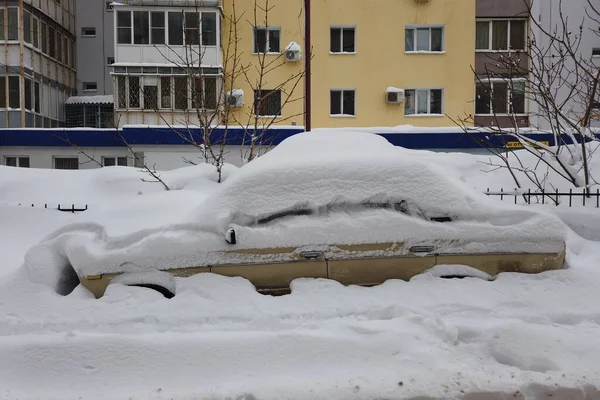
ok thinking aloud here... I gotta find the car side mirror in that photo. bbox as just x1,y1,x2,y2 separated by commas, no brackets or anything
225,228,237,245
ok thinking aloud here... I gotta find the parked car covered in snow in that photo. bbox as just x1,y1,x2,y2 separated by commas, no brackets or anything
30,131,567,298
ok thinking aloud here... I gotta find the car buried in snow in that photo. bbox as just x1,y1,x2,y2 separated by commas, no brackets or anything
47,131,567,298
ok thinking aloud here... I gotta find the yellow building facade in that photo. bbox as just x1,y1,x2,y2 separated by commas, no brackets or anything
222,0,476,129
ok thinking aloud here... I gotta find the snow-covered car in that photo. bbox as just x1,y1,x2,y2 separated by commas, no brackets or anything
34,131,567,298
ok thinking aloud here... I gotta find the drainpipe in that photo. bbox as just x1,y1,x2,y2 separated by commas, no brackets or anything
304,0,311,132
19,0,25,127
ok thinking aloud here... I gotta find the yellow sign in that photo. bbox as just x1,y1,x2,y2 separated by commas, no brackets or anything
506,141,549,149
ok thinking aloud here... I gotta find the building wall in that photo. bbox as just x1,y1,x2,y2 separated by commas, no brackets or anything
473,0,531,128
75,0,115,95
1,0,77,128
0,145,261,170
111,3,223,128
310,0,475,128
529,0,600,129
476,0,529,18
222,0,306,128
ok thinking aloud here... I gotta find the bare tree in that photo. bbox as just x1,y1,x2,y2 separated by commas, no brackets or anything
233,0,307,163
117,0,307,181
452,0,600,196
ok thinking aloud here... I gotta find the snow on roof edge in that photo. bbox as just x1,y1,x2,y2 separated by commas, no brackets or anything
66,95,114,105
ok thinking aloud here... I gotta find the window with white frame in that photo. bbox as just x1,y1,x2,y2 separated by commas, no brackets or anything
113,68,220,111
330,27,356,53
405,26,444,52
254,27,280,53
117,10,217,46
103,156,128,167
116,11,132,44
24,10,31,43
81,27,96,37
4,156,30,168
330,89,355,116
83,82,98,92
476,19,526,51
405,89,443,115
150,12,165,44
475,80,526,115
133,11,150,44
54,157,79,170
7,8,18,41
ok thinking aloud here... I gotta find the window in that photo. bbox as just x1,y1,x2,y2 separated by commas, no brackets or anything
143,76,158,110
405,26,443,52
160,77,171,109
192,76,217,110
476,20,526,51
330,89,355,116
116,75,126,108
56,31,62,61
0,9,4,40
133,11,150,44
330,27,355,53
168,12,184,45
254,89,281,116
83,82,98,92
593,48,600,57
202,12,217,46
103,157,128,167
48,26,55,58
33,17,39,48
8,76,19,108
81,27,96,37
5,157,30,168
151,12,165,44
129,76,140,108
107,56,114,65
254,27,280,53
24,78,32,110
117,11,132,44
7,8,18,40
54,157,79,170
0,77,5,108
24,11,31,44
174,76,188,110
184,12,200,45
41,22,47,53
70,40,76,68
405,89,443,115
475,80,526,115
34,82,40,113
63,36,68,65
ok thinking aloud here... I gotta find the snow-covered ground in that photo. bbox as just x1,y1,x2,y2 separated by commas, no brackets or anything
1,132,600,399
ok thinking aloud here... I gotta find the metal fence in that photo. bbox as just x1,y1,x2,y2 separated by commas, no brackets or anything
485,188,600,207
16,203,88,213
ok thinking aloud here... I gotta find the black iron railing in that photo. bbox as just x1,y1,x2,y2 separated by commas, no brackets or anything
485,188,600,207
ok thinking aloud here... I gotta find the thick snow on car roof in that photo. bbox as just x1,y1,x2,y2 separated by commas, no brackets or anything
197,130,497,230
21,130,566,282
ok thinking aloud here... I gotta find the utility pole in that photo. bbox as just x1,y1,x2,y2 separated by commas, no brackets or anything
304,0,311,132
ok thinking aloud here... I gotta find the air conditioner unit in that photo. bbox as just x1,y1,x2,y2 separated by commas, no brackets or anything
285,41,302,62
386,87,405,104
226,89,244,107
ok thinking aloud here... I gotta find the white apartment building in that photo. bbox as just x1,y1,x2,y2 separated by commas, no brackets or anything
111,0,222,127
0,0,77,128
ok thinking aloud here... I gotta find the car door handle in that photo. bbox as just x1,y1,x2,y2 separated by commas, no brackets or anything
409,245,435,253
299,250,323,260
